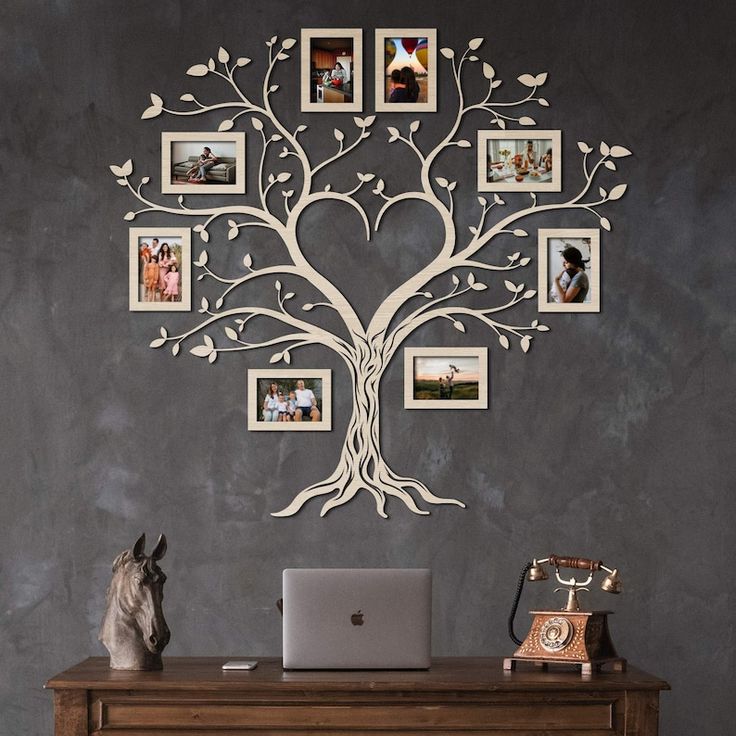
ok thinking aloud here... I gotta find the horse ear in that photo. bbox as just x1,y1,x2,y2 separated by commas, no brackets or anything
132,533,146,560
150,534,167,561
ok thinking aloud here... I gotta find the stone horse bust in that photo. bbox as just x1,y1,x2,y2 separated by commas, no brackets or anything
99,533,170,670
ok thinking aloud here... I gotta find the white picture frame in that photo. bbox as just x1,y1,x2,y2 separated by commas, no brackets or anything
404,347,488,409
477,130,562,192
248,369,332,431
161,132,246,194
129,227,191,312
374,29,437,112
300,29,363,112
537,228,601,312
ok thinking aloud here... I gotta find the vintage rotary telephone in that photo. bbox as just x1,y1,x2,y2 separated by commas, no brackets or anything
503,555,626,675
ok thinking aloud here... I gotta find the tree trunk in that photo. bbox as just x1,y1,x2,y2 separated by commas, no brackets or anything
272,340,466,518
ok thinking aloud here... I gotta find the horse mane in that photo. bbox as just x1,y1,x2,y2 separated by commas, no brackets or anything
111,550,164,580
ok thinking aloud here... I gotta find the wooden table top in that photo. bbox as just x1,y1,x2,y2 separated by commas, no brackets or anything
46,656,669,693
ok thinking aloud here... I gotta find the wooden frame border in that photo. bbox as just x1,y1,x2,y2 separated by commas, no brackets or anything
300,29,363,112
404,347,488,409
161,132,246,194
248,369,332,431
374,29,437,112
537,228,601,313
477,130,562,192
129,227,191,312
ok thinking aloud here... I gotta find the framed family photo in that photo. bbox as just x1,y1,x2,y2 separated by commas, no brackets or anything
477,130,562,192
374,29,437,112
161,132,246,194
300,29,363,112
537,229,601,312
129,227,191,312
248,369,332,431
404,348,488,409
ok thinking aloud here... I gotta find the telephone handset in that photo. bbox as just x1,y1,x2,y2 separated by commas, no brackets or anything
504,555,626,676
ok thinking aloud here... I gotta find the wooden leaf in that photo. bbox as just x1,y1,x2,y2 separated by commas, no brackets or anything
452,274,460,286
149,338,166,348
504,280,517,292
141,176,150,184
510,252,520,261
283,351,291,365
522,289,536,299
409,120,420,133
236,57,251,67
518,116,536,126
218,119,234,132
605,160,617,171
225,327,238,341
302,303,314,311
599,187,607,198
453,321,466,333
243,253,252,268
577,141,593,154
172,343,180,356
493,194,505,205
208,351,217,364
228,228,238,241
252,117,264,131
517,73,537,87
275,280,282,291
608,183,628,200
468,272,476,286
520,335,532,353
109,164,125,177
440,47,455,58
513,229,528,237
534,72,548,85
215,297,224,310
472,282,488,291
435,176,449,188
469,226,478,235
199,229,209,243
468,37,484,50
116,178,127,186
276,172,292,182
610,145,632,158
353,116,365,128
483,62,495,79
180,93,194,101
519,257,531,266
363,115,376,126
537,325,550,332
477,196,487,206
499,335,510,350
600,217,612,231
284,292,295,300
123,211,135,221
159,326,168,338
387,126,399,142
282,38,297,49
276,53,289,61
456,139,472,148
538,97,549,107
334,128,344,141
600,141,611,156
491,79,503,89
447,181,457,191
200,297,209,311
497,118,506,129
121,159,133,176
269,352,283,364
218,46,230,63
190,345,212,357
186,64,209,76
203,335,214,349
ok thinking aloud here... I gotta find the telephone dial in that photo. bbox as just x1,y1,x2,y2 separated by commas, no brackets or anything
503,555,626,676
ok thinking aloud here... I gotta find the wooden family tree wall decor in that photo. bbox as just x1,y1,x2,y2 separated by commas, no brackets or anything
111,34,631,518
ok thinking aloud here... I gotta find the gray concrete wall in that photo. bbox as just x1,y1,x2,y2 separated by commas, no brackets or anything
1,0,734,733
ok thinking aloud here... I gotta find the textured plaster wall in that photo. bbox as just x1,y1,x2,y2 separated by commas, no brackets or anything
1,0,734,733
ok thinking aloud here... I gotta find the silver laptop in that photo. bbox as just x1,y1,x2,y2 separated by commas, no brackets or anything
282,568,431,670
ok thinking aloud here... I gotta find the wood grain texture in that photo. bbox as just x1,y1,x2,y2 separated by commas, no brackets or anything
47,657,668,735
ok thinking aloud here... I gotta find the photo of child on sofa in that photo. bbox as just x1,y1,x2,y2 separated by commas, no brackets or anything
161,132,246,194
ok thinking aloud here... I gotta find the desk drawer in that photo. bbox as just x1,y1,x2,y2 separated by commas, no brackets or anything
94,698,619,732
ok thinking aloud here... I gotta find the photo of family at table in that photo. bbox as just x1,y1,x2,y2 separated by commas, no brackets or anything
477,130,562,192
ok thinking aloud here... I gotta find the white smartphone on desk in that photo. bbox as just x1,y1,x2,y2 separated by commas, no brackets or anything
222,660,258,670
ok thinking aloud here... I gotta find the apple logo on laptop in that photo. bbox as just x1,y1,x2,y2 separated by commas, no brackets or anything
350,610,364,626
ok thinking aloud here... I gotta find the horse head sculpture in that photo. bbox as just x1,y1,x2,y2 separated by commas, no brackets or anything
99,533,170,670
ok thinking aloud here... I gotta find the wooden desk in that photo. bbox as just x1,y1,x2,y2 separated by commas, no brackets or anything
46,656,669,735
